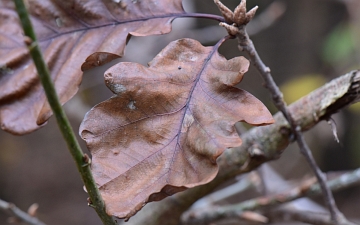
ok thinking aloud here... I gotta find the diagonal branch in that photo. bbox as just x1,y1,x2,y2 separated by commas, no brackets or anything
236,25,348,224
215,1,354,222
215,0,359,222
13,1,116,224
271,208,356,225
125,70,360,225
0,199,46,225
182,168,360,224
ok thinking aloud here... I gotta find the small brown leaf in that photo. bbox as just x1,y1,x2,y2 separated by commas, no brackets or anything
81,52,121,72
0,0,185,134
80,38,274,219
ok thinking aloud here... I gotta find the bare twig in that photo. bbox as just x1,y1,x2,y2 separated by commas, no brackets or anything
232,2,347,223
191,172,261,209
273,209,336,225
271,208,357,225
237,25,346,224
13,1,116,224
125,71,360,225
182,168,360,224
0,199,46,225
326,117,340,143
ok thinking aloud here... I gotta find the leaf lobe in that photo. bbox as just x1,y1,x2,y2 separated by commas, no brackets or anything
80,38,274,219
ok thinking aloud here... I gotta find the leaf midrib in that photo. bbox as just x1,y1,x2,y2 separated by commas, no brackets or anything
38,13,186,42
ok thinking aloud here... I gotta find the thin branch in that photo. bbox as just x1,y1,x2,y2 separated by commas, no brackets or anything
192,172,261,209
236,24,346,224
271,209,357,225
182,168,360,224
218,10,345,222
0,199,46,225
125,71,360,225
13,1,116,224
214,1,347,222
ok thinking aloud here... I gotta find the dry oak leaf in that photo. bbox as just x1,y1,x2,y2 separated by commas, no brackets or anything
0,0,185,135
79,38,274,219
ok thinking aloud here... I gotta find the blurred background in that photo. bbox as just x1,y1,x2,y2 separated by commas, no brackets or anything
1,0,360,224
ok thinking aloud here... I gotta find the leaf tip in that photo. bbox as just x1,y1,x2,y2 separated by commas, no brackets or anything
81,52,121,71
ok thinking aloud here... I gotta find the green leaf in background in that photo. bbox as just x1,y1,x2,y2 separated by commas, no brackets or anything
322,22,356,65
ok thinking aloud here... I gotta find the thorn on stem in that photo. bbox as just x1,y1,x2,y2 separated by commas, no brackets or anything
82,154,92,167
23,36,38,51
87,197,95,208
327,117,340,143
23,36,32,46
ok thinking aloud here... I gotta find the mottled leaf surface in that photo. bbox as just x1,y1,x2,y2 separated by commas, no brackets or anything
0,0,184,134
79,38,274,219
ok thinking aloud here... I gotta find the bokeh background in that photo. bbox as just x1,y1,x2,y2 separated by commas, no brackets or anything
1,0,360,224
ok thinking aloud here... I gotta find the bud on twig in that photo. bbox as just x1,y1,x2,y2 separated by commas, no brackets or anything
214,0,234,23
234,0,247,25
215,0,259,37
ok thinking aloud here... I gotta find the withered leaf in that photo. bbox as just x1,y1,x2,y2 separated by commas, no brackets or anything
79,38,274,219
0,0,185,134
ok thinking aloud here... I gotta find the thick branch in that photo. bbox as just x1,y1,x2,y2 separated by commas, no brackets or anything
13,1,116,224
182,168,360,224
0,199,46,225
126,71,360,225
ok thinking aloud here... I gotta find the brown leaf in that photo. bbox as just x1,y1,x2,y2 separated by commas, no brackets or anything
79,38,274,219
0,0,185,134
